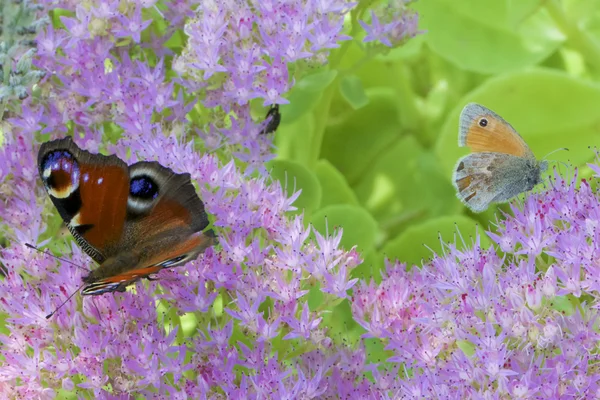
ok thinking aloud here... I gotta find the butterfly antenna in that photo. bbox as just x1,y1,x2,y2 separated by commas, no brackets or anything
541,147,569,161
25,243,89,271
46,283,84,319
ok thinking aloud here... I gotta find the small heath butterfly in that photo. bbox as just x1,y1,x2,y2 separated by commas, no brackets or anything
453,103,548,212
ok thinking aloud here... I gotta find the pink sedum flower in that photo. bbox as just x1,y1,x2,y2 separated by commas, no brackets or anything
352,168,600,397
0,0,404,397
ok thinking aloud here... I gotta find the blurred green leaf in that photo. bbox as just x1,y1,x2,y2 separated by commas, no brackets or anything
323,299,364,347
376,35,425,62
321,88,401,184
164,29,186,50
457,340,476,356
296,70,338,91
281,87,323,125
564,0,600,32
180,312,199,337
310,204,378,252
281,70,337,124
382,215,490,267
268,159,322,216
364,336,391,366
415,0,564,74
315,159,360,208
339,75,369,109
353,136,460,239
274,111,316,166
353,246,385,282
307,282,325,312
506,0,546,27
552,295,576,315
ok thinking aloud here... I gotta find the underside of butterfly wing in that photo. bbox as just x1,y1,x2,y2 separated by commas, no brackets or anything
453,152,542,212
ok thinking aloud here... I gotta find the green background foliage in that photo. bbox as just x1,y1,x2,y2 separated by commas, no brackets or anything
270,0,600,345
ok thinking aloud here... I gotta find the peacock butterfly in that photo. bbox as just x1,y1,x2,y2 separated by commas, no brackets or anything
37,137,216,305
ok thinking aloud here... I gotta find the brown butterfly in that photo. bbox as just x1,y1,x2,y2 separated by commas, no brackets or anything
38,137,216,306
453,103,550,212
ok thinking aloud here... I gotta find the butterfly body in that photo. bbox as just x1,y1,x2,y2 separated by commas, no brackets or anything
38,137,216,295
453,103,547,212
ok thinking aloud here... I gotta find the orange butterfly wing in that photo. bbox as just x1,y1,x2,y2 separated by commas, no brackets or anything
458,103,533,158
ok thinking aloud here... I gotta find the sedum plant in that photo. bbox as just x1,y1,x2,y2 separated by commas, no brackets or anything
1,0,600,398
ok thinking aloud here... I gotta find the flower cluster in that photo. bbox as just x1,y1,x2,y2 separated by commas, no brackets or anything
174,0,356,168
0,0,421,398
175,0,354,106
359,1,419,48
3,0,599,398
352,167,600,398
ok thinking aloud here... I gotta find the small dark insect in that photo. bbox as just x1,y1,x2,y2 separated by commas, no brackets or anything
260,104,281,135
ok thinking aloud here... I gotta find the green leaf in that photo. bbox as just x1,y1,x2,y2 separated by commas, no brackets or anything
51,8,73,28
281,88,322,125
353,246,385,282
321,88,401,184
506,0,546,27
382,215,490,267
457,340,476,356
0,312,9,336
310,204,378,252
339,75,369,109
415,0,564,74
353,136,460,239
314,159,359,208
307,282,325,311
364,337,391,366
376,35,425,62
323,299,364,347
297,70,338,92
551,295,575,315
164,29,186,50
180,312,200,337
274,111,316,166
267,159,322,215
281,70,338,124
564,0,600,31
436,69,600,183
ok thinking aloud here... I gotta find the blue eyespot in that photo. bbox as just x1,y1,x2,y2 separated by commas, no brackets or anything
130,176,158,199
41,150,80,195
43,150,73,167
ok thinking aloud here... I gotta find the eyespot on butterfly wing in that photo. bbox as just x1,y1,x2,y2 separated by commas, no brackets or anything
458,103,534,158
38,137,130,263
